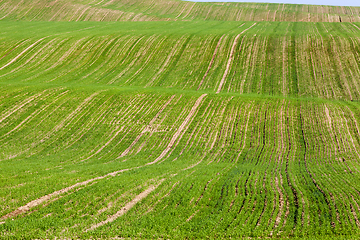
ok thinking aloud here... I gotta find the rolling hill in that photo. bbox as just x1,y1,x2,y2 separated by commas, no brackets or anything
1,0,360,239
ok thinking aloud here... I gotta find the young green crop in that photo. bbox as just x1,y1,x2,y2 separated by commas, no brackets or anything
1,0,360,22
1,3,360,239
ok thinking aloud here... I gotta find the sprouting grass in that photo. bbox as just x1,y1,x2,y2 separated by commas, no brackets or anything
1,21,360,100
1,0,360,22
1,2,360,239
2,82,360,238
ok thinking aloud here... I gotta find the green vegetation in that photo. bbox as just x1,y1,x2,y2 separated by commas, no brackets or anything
2,0,360,239
1,0,360,22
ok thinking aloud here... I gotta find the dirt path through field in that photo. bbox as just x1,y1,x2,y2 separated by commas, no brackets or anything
216,23,256,94
86,179,165,231
146,94,207,165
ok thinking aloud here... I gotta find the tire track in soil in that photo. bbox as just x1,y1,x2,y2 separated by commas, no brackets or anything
0,94,204,220
216,23,257,94
0,166,143,220
85,179,165,231
274,176,285,229
146,94,207,165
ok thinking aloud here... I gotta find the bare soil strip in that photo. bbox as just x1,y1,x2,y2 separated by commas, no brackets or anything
0,0,24,20
0,40,29,62
0,37,48,71
0,166,143,220
86,179,165,231
146,94,207,165
216,23,256,94
182,3,196,19
118,95,175,158
324,105,332,127
351,23,360,31
175,3,189,18
186,209,199,222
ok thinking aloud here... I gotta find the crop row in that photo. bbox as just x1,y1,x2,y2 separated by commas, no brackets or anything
2,21,360,100
2,85,360,238
1,0,360,22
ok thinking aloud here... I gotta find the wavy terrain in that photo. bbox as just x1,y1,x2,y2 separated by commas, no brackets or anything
1,0,360,22
2,0,360,239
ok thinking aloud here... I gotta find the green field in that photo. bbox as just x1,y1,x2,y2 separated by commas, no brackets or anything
2,0,360,239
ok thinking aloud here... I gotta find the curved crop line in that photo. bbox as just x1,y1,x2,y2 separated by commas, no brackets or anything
197,35,224,90
175,3,189,19
144,36,186,87
0,93,42,125
216,23,257,94
0,38,60,79
106,36,146,85
63,97,111,150
118,95,175,158
0,166,143,220
83,126,125,161
85,179,165,231
182,3,196,19
0,37,48,71
146,94,207,165
0,40,30,62
124,36,166,84
41,92,101,137
0,90,69,139
0,0,24,20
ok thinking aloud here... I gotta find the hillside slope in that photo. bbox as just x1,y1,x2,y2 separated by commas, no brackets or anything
1,21,360,100
2,1,360,239
2,83,360,238
1,0,360,22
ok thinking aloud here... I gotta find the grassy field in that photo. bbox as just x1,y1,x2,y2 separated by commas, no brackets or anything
2,1,360,239
2,0,360,22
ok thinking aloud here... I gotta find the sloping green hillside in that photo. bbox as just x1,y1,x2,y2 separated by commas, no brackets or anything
1,0,360,22
1,21,360,100
2,1,360,239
